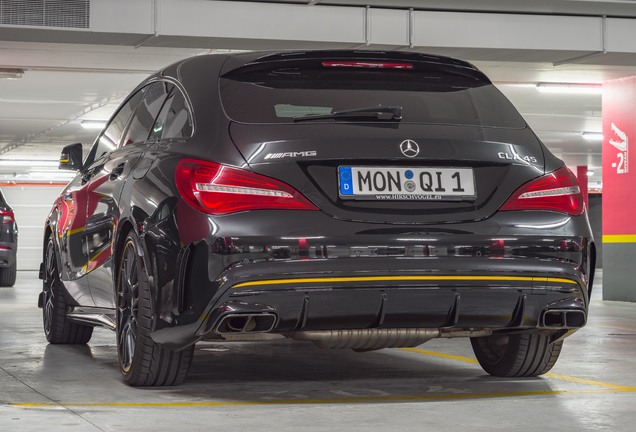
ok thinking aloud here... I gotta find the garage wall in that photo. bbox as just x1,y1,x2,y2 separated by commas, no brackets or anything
1,184,65,271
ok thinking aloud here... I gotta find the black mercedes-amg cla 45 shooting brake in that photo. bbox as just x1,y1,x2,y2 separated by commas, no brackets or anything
39,50,595,386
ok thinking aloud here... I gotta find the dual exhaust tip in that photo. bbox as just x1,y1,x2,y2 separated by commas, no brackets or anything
541,309,586,329
215,313,277,334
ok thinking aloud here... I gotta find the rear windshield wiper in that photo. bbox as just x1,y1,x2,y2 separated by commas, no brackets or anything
293,105,402,122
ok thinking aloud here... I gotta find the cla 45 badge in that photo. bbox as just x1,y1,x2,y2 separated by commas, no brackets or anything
497,151,538,164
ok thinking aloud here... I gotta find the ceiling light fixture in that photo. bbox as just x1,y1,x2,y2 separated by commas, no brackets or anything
582,132,603,141
0,68,24,79
28,170,76,178
81,120,107,130
587,171,595,176
0,160,58,167
536,82,602,95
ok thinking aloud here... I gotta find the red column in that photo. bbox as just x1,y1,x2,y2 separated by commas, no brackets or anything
603,77,636,238
576,165,589,210
602,76,636,301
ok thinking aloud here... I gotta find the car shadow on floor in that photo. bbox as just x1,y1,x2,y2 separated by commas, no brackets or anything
37,338,563,405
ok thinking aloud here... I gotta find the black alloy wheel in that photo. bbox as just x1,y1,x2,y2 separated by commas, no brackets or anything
470,332,563,377
117,237,140,374
116,231,194,386
42,236,93,344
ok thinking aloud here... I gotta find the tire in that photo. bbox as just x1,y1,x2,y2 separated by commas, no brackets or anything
471,332,563,377
116,231,194,386
42,236,93,344
0,262,16,286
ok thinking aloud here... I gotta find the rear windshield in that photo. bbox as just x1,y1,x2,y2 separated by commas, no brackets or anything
219,65,526,128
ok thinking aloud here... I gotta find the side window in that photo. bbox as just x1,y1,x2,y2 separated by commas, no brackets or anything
84,88,145,167
150,87,193,140
121,81,172,146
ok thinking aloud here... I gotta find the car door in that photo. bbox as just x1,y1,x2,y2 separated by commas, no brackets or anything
52,88,144,305
86,81,172,307
53,173,95,305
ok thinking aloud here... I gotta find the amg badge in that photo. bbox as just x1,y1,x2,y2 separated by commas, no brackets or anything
264,151,317,160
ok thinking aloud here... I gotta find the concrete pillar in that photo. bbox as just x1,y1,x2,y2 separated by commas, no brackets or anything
602,76,636,301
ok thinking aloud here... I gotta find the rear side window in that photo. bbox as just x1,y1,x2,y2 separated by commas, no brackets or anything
150,87,193,140
85,88,145,166
220,63,525,128
122,81,171,146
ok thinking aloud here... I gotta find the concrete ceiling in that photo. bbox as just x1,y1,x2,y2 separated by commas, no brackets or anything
2,0,636,188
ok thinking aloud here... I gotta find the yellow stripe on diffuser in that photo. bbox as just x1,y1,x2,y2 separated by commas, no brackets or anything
232,275,577,289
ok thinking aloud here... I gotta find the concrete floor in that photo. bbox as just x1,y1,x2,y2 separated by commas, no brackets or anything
1,270,635,431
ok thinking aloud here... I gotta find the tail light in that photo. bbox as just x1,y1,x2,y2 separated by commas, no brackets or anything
500,167,583,216
0,210,14,224
175,159,318,215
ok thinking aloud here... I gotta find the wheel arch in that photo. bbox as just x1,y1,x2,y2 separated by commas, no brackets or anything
112,218,159,311
42,223,64,282
112,219,135,284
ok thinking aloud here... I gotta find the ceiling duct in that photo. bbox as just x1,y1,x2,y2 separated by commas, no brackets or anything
0,0,89,29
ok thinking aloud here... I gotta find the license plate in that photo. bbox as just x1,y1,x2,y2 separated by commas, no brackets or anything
338,166,476,201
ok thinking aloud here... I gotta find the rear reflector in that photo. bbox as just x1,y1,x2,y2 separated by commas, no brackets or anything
322,61,413,69
500,167,583,216
175,159,318,215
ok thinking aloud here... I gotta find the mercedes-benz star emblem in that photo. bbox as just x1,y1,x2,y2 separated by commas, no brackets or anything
400,139,420,158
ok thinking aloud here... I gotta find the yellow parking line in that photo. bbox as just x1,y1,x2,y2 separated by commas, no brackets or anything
544,373,636,391
400,347,479,364
400,348,636,392
8,389,619,409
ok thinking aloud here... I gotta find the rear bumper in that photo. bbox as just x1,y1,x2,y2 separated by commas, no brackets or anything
0,244,16,267
147,209,593,350
151,254,588,349
201,257,586,332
